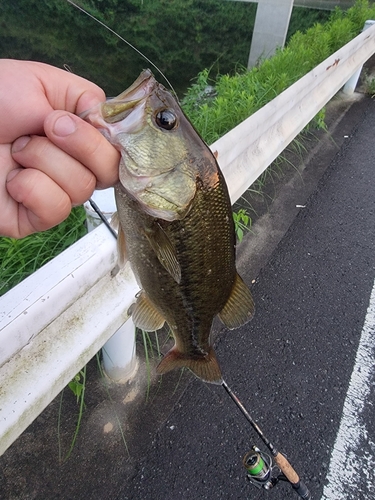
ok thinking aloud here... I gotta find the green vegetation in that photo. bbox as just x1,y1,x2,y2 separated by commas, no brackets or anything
59,353,129,461
182,0,375,144
139,328,162,399
59,365,87,461
233,209,252,242
0,0,258,97
181,0,375,240
0,207,87,296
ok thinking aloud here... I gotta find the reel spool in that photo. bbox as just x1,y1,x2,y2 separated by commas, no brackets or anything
243,446,277,491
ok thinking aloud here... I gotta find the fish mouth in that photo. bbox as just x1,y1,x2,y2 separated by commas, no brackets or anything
101,69,156,124
80,69,157,131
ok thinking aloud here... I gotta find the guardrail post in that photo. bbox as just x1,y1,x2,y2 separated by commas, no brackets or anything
343,20,375,95
84,189,138,382
248,0,294,68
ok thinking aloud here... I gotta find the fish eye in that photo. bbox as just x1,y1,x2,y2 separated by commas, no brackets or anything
155,109,177,130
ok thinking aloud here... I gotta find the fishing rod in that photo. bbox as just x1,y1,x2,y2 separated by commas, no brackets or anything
222,380,312,499
88,198,118,239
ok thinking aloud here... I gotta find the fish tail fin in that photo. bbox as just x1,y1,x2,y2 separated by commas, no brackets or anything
157,347,223,385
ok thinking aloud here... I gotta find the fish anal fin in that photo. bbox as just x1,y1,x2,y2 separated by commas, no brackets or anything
157,347,222,385
145,223,181,284
218,273,255,329
129,291,165,331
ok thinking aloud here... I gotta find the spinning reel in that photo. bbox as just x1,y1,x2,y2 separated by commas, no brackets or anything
243,446,277,490
222,381,312,500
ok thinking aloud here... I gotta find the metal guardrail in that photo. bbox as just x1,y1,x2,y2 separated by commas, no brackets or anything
1,22,375,456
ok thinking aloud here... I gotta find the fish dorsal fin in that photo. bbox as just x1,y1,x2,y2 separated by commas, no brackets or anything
218,273,255,329
145,222,181,284
129,291,165,331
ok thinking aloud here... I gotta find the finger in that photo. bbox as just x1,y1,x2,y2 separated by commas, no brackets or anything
0,144,22,237
11,134,97,205
32,61,106,114
0,60,106,143
44,111,120,189
5,168,72,238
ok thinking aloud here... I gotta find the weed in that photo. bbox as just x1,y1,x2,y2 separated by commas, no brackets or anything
182,1,375,146
58,365,87,462
138,328,164,400
0,206,87,297
363,71,375,96
95,353,129,457
68,370,86,404
233,209,252,242
58,353,130,461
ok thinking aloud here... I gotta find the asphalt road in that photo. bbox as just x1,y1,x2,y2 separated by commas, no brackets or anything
116,97,375,499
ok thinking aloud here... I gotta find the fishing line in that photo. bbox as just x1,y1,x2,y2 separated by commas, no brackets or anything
65,0,176,94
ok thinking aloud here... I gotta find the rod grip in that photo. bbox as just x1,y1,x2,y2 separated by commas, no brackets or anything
273,452,300,484
274,453,311,499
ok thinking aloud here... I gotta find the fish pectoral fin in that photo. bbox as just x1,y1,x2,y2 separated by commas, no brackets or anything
218,273,255,329
145,222,181,284
157,347,223,385
128,291,165,331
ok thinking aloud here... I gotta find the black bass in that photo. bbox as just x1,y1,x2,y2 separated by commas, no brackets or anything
83,70,255,384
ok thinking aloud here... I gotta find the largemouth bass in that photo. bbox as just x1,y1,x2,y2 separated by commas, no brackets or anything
83,70,255,384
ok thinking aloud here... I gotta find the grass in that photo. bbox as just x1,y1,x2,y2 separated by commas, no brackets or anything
58,353,129,462
233,209,252,242
181,1,375,144
0,206,87,297
182,0,375,237
363,69,375,95
58,365,87,462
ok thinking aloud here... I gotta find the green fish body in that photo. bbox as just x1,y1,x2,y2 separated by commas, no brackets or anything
83,70,255,384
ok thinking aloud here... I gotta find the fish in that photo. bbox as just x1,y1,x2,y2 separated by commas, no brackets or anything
83,69,255,384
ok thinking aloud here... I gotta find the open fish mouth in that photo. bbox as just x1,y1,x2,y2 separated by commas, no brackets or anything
101,70,155,124
81,69,156,138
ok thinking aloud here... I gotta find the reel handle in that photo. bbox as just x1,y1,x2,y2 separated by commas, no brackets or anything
274,452,311,499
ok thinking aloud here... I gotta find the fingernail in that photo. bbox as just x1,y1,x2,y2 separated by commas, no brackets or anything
12,136,31,153
6,168,23,183
53,115,77,137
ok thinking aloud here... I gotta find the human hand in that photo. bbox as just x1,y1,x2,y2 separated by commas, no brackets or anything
1,59,120,238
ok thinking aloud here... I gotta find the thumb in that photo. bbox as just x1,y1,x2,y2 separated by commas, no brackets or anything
44,110,120,188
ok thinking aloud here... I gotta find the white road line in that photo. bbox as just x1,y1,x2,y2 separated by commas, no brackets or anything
321,278,375,499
